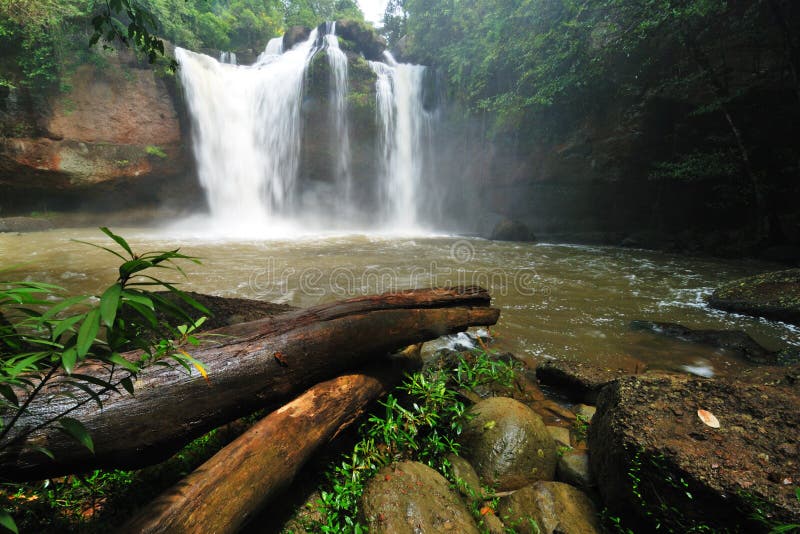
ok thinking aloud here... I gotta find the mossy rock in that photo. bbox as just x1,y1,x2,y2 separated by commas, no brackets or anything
498,481,601,534
360,461,480,533
709,269,800,326
459,397,557,491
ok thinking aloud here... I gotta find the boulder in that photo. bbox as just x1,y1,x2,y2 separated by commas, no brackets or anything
335,19,387,61
556,450,593,489
460,397,557,490
445,453,483,501
536,359,645,404
630,320,794,365
360,461,480,533
709,269,800,327
282,26,311,50
497,481,601,534
489,219,536,242
546,425,571,447
589,373,800,532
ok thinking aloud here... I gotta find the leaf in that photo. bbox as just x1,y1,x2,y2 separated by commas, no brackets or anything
697,409,720,428
61,347,77,375
58,417,94,453
178,350,209,383
99,227,133,257
64,381,104,409
52,314,85,340
0,385,18,407
0,510,17,534
119,376,135,396
99,283,122,328
76,309,100,358
106,352,140,373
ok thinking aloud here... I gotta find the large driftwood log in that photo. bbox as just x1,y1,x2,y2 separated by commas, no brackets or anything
121,348,422,534
0,287,499,481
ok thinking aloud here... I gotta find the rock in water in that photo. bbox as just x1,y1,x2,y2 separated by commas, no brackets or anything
629,319,790,364
590,373,800,531
709,269,800,327
497,481,601,534
360,461,480,533
460,397,557,490
490,219,536,242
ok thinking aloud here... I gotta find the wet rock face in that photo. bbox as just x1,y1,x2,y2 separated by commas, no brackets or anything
0,49,193,214
335,20,387,61
709,269,800,327
589,372,800,532
459,397,557,490
536,359,645,404
498,481,601,534
360,461,480,534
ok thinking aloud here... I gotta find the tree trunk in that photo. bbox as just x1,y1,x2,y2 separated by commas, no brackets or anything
0,287,499,481
120,349,421,534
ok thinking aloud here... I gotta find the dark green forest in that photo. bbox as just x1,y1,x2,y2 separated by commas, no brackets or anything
0,0,363,90
388,0,800,246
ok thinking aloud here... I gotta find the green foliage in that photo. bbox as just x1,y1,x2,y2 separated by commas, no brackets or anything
0,228,209,533
0,0,366,94
650,150,740,182
145,145,167,158
311,348,517,533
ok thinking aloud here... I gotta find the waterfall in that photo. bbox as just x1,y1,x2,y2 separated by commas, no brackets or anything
218,51,237,64
176,30,318,231
322,22,353,207
369,53,432,229
176,24,435,235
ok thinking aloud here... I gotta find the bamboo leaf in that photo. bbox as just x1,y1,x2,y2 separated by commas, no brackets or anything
58,417,94,453
76,309,100,358
61,347,77,375
99,283,122,328
0,510,18,534
99,227,133,257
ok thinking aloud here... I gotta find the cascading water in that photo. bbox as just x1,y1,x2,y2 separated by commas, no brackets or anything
369,53,432,229
322,22,353,207
218,51,237,64
176,31,318,232
176,24,434,235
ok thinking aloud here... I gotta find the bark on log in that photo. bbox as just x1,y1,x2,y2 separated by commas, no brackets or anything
121,348,422,534
0,287,499,481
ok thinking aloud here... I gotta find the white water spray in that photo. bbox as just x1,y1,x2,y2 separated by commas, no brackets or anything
176,30,318,231
369,53,432,229
323,22,353,206
176,26,434,236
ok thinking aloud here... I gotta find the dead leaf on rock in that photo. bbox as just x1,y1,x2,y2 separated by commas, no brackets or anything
698,409,720,428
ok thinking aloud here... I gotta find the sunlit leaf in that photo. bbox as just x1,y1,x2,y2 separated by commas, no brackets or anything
100,283,122,328
76,309,100,358
99,227,133,257
61,347,77,375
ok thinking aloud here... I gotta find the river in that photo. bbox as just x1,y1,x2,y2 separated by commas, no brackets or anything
1,227,796,380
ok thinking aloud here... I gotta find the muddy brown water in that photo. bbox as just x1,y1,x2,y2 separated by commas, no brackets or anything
1,227,797,380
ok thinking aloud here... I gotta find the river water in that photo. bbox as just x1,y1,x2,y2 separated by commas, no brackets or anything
1,228,796,380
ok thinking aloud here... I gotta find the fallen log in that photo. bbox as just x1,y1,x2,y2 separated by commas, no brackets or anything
121,347,422,534
0,287,499,481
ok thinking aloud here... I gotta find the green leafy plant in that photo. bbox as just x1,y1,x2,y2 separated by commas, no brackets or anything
0,228,209,533
311,348,517,533
144,145,167,159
